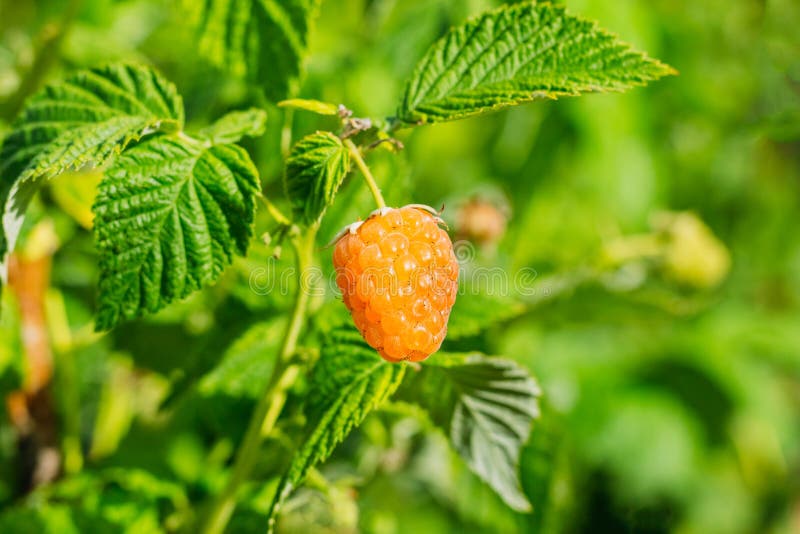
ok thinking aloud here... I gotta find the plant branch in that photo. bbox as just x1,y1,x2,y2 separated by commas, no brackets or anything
202,224,318,534
345,139,386,209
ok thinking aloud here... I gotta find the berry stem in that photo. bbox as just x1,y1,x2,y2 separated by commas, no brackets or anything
202,224,318,534
345,139,386,210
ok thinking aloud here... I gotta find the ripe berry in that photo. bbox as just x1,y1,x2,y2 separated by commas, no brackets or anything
333,205,458,362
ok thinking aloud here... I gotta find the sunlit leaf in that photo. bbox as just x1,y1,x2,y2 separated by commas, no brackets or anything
184,0,318,101
278,99,339,116
197,108,267,144
400,353,541,511
284,131,351,225
0,63,183,269
267,328,406,530
93,135,259,330
398,3,675,125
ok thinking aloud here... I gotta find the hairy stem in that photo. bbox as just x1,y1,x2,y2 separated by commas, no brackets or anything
345,139,386,209
202,224,318,534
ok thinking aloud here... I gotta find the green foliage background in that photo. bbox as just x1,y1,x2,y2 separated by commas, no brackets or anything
0,0,799,533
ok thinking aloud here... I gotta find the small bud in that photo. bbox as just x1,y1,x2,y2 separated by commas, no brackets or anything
455,197,508,246
653,211,731,289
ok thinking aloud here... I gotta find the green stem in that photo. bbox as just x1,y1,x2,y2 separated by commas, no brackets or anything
45,290,83,475
345,139,386,209
280,108,294,159
257,194,292,226
202,224,318,534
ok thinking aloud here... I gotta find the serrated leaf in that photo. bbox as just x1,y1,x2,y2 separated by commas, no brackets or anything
278,99,339,116
267,328,406,530
400,353,541,511
197,108,267,144
1,63,183,183
0,62,183,272
398,3,675,125
93,135,259,330
185,0,317,102
284,131,351,225
447,290,527,340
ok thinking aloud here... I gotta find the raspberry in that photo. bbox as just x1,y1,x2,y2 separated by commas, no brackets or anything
455,197,508,246
333,205,458,362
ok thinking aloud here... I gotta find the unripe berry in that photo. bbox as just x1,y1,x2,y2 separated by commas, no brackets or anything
333,205,458,362
455,197,507,246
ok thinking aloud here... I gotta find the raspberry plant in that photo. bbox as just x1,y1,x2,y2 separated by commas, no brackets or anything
0,2,673,532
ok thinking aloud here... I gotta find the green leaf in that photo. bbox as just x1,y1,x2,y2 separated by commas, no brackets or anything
397,3,675,125
0,63,183,266
1,63,183,183
197,108,267,144
267,328,406,530
198,319,286,399
400,353,541,511
0,468,189,533
520,406,562,533
185,0,317,102
284,131,351,225
93,135,259,330
278,98,339,116
447,290,527,340
0,504,75,534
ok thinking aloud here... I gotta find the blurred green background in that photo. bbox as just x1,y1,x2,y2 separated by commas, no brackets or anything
1,0,799,532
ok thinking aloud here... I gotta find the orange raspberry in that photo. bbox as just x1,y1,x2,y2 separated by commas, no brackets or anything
333,205,458,362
